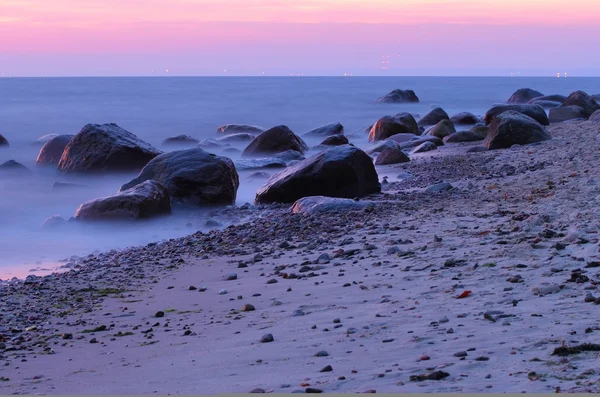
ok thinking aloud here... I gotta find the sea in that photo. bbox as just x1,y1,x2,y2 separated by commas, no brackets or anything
1,76,599,278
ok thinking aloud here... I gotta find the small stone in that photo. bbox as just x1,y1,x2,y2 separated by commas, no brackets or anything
260,333,274,343
585,293,596,303
155,311,165,318
250,388,266,393
89,338,98,344
267,278,278,284
317,254,331,264
188,285,197,291
420,355,430,361
61,333,73,340
382,338,395,343
243,304,256,312
199,286,207,292
315,350,329,357
305,388,323,393
454,351,468,357
226,273,238,281
333,318,341,324
475,356,490,361
320,365,333,372
219,289,228,295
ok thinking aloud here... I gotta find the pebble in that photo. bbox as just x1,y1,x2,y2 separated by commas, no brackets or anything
320,365,333,372
243,304,256,312
315,351,329,357
155,311,165,318
305,388,323,393
250,388,266,393
226,273,238,281
260,334,274,343
454,351,468,357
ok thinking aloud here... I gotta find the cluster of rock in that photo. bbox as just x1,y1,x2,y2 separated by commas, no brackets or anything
507,88,600,123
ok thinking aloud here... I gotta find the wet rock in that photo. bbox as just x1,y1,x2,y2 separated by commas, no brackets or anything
528,94,567,104
418,108,450,127
34,133,60,145
484,111,551,150
0,134,8,147
375,148,410,165
366,139,402,155
376,89,419,104
41,215,67,230
368,115,416,142
484,104,549,126
319,134,349,147
216,133,256,144
399,136,443,151
303,122,344,137
410,141,437,154
562,90,600,117
450,112,481,125
507,88,544,104
469,125,489,139
36,135,74,166
161,135,199,147
291,196,377,216
444,131,483,143
242,125,308,157
217,124,264,135
0,160,31,175
425,119,456,139
549,106,588,123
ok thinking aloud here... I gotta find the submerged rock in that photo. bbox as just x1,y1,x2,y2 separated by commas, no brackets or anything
57,123,161,173
303,122,344,137
34,133,60,145
41,215,67,230
484,111,551,150
0,160,31,175
75,180,171,221
528,94,567,104
0,134,8,147
255,145,380,204
507,88,544,104
484,104,549,126
292,196,376,216
375,89,419,103
217,133,256,143
242,125,308,157
120,148,239,207
161,135,199,147
217,124,264,135
36,134,74,166
319,134,349,146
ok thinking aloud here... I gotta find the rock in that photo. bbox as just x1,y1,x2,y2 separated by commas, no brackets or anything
392,113,420,134
368,115,415,142
0,160,31,175
260,333,274,343
320,365,333,372
453,351,468,357
410,141,437,154
120,148,239,207
315,350,329,357
74,180,171,221
217,124,264,135
444,131,483,143
242,304,255,312
484,104,549,126
425,119,456,139
366,140,402,156
469,125,489,139
155,311,165,318
528,94,567,104
425,182,453,193
450,112,481,125
591,110,600,123
255,145,380,204
305,388,323,393
0,134,9,147
250,388,266,393
242,125,308,157
303,122,344,137
388,133,418,143
320,134,348,146
527,100,562,109
375,148,410,165
418,108,449,127
226,273,238,281
507,88,544,104
291,196,377,216
467,146,488,153
376,89,419,103
57,123,161,173
34,133,60,145
562,91,600,117
197,139,224,149
217,133,256,144
484,111,551,150
399,136,443,151
161,135,199,147
41,215,66,230
248,171,271,180
36,135,74,166
549,106,588,123
235,157,287,171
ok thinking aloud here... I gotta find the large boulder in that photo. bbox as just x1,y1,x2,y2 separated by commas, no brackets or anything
562,91,600,117
392,113,419,134
255,145,380,204
484,104,549,126
591,110,600,123
291,196,376,216
57,123,161,173
120,148,239,206
450,112,481,125
592,94,600,102
162,135,199,147
0,134,8,147
549,106,588,123
75,180,171,221
303,122,344,137
418,108,449,127
528,94,567,104
376,89,419,104
368,116,415,142
0,160,31,175
425,119,456,139
484,111,551,150
217,124,264,135
242,125,308,157
320,134,349,146
375,148,410,165
36,135,73,166
444,131,484,143
507,88,544,104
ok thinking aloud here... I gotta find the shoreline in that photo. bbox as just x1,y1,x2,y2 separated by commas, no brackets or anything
3,121,600,393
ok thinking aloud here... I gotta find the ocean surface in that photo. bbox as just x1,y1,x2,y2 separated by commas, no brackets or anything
1,76,599,278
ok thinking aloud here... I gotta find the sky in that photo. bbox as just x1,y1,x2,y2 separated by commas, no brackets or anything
0,0,599,76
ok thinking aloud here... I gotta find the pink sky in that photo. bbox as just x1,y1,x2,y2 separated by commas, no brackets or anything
1,0,599,76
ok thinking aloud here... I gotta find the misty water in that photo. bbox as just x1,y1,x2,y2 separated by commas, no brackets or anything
1,76,599,278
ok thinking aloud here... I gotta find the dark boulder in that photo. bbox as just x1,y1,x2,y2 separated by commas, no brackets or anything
562,91,600,117
549,106,588,123
255,145,380,204
425,119,456,139
375,148,410,165
444,131,484,143
242,125,308,157
75,180,171,221
217,124,264,135
528,94,567,104
376,89,419,104
162,135,199,147
484,111,551,150
217,133,256,143
368,116,414,142
469,125,489,139
410,141,437,154
303,122,344,137
57,123,161,173
392,113,419,134
0,134,9,147
120,148,238,207
507,88,544,104
0,160,31,175
36,135,74,166
484,104,549,126
450,112,481,125
418,108,449,127
320,134,349,146
291,196,376,216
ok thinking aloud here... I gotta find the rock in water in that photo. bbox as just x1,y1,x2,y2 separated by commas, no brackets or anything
450,112,481,125
0,160,31,175
57,123,161,173
484,111,551,150
549,106,588,123
291,196,376,216
507,88,544,104
400,136,443,151
410,141,437,154
217,124,264,135
392,112,420,134
418,108,450,127
75,180,171,221
484,104,549,126
216,133,256,144
375,148,410,165
561,91,600,117
444,131,483,143
303,122,344,137
366,139,402,155
528,94,567,104
36,135,74,166
120,148,239,207
426,119,456,139
41,215,66,230
161,135,199,147
320,134,349,146
34,133,60,145
255,145,380,204
242,125,308,157
528,100,562,109
0,134,9,147
368,116,414,142
376,89,419,103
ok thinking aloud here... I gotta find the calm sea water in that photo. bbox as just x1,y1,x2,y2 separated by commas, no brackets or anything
1,76,599,278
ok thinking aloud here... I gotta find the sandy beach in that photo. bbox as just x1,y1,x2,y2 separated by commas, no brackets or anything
3,120,600,394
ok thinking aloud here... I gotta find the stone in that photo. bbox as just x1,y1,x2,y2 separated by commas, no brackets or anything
469,125,489,139
256,145,380,204
216,133,256,144
527,100,562,109
303,122,344,137
368,115,415,142
484,111,551,150
484,104,549,126
260,333,274,343
528,94,567,104
320,134,348,146
425,119,456,139
400,136,443,151
74,180,171,221
410,141,437,154
375,89,419,103
507,88,544,104
58,123,161,173
242,125,308,157
120,148,239,207
549,106,588,123
217,124,264,135
0,134,9,147
561,91,600,117
375,148,410,165
591,110,600,123
425,182,453,193
161,135,199,147
320,365,333,372
366,139,402,155
418,108,449,127
444,131,483,143
41,215,66,230
291,196,377,216
36,135,74,166
315,350,329,357
0,160,31,175
450,112,481,125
